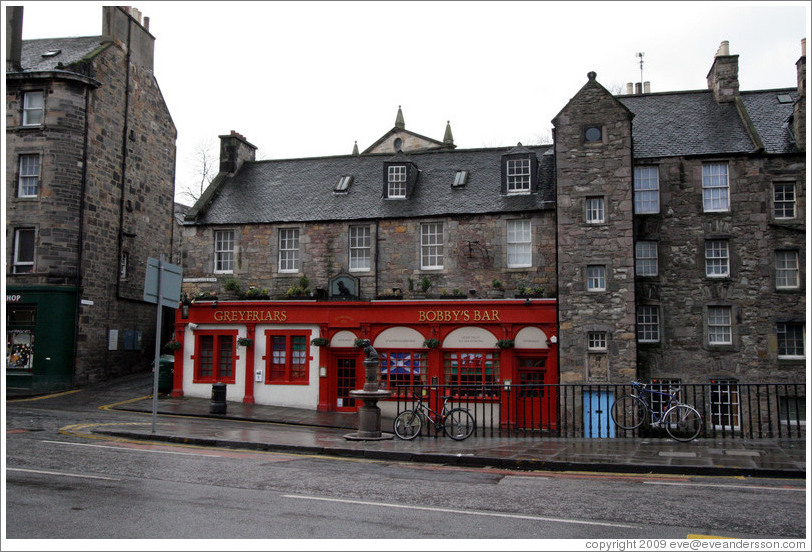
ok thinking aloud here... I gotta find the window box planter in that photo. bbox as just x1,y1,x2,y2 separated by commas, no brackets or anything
311,337,330,347
237,337,253,347
164,340,182,351
423,338,440,349
495,339,515,349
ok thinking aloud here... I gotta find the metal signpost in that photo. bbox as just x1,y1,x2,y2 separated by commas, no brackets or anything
143,255,183,433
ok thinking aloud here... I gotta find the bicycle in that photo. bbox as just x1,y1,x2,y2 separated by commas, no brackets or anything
611,381,703,442
393,394,475,441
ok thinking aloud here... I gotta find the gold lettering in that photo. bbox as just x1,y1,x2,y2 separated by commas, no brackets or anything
214,311,224,321
491,310,500,321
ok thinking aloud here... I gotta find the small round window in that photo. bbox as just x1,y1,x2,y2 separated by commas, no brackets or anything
584,126,602,142
393,137,403,150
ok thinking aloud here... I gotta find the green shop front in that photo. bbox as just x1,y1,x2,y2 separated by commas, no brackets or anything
6,287,77,395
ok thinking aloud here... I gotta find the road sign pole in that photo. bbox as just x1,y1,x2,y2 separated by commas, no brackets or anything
151,254,164,434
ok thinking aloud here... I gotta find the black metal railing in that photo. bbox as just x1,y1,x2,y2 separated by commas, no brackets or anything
392,382,806,439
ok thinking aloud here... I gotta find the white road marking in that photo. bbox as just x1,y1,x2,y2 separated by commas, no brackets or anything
40,439,202,456
283,494,637,528
7,467,121,481
643,481,804,492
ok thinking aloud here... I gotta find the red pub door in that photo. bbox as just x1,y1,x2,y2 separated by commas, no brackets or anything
513,355,556,431
334,355,360,411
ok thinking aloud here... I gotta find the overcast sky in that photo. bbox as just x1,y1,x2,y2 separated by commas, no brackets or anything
10,1,810,204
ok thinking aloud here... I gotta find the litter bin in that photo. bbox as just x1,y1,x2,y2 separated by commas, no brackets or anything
157,355,174,394
210,382,227,414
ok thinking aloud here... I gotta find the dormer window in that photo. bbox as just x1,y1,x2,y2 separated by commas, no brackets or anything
383,158,419,199
334,175,353,193
387,165,407,198
501,148,538,195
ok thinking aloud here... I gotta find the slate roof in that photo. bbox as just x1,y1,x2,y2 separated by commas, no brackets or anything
193,146,555,225
18,36,108,73
618,88,798,158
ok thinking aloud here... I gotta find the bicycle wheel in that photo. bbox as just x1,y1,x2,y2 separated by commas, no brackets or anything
443,408,475,441
662,404,702,442
393,410,422,440
611,395,647,430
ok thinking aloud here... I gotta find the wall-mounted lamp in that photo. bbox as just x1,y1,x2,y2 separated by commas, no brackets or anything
319,366,327,378
188,322,198,330
550,336,557,344
181,293,190,319
524,298,531,306
211,299,218,308
503,379,512,390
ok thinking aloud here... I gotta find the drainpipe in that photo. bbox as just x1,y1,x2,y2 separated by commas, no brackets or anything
72,85,91,388
116,12,132,299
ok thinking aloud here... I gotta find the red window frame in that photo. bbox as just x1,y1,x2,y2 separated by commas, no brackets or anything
192,330,238,384
378,350,427,392
443,351,501,398
263,330,311,384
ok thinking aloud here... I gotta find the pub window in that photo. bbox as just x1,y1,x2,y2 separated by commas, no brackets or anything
264,331,310,384
379,351,427,392
193,331,237,384
443,352,500,395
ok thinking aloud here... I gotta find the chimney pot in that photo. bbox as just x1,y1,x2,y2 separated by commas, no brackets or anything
717,40,730,56
626,82,634,94
635,82,642,94
644,81,651,94
802,38,806,57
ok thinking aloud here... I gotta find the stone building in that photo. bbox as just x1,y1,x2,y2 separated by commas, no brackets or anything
174,40,805,424
6,6,177,393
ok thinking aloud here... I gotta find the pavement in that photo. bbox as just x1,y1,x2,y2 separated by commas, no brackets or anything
88,387,807,479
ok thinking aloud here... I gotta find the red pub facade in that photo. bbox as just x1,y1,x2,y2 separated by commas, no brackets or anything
172,299,557,422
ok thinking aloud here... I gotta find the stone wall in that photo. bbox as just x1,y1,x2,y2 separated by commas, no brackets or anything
180,211,556,300
553,73,637,383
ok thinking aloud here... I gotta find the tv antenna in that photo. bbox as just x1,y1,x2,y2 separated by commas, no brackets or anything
636,52,645,87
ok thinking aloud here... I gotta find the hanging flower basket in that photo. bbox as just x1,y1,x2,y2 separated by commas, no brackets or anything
422,338,440,349
495,339,515,349
311,337,330,347
164,340,182,351
237,337,253,347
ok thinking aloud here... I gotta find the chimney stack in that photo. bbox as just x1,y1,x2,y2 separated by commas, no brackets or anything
102,6,155,70
219,131,257,174
707,40,740,103
794,38,806,150
5,5,23,72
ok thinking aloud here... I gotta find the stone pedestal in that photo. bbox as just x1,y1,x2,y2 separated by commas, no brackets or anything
344,345,393,441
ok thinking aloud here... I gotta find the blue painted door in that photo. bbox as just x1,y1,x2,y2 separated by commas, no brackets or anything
583,390,615,438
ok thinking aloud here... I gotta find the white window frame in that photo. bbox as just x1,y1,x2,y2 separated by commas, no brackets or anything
702,163,730,212
777,322,805,359
585,197,605,224
506,159,531,194
22,91,44,127
453,170,469,187
587,332,607,350
637,306,660,343
773,183,796,220
18,154,40,198
420,222,444,270
13,228,36,274
634,166,660,214
709,379,740,431
635,241,658,276
506,220,532,268
387,165,407,198
349,225,371,272
708,306,732,345
705,240,730,278
278,228,300,273
775,250,799,289
213,229,235,274
586,265,606,291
